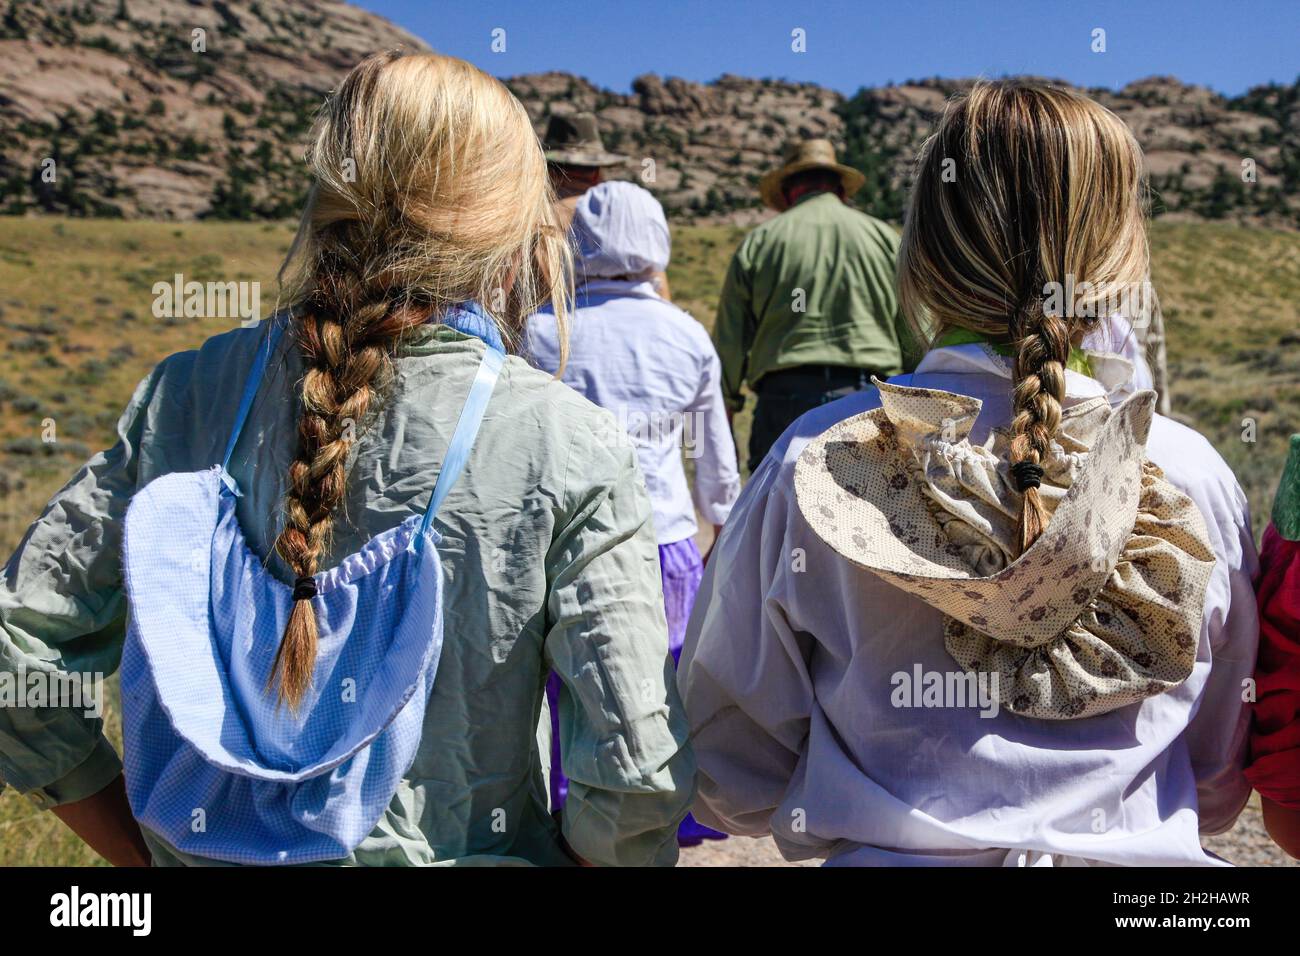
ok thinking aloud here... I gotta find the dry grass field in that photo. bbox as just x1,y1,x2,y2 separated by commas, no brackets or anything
0,216,1296,865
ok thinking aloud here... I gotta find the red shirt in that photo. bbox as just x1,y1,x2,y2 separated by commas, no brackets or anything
1246,524,1300,808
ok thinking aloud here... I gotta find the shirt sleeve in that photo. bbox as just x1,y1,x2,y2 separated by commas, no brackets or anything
544,411,695,866
712,243,756,415
684,336,741,528
1182,476,1260,835
876,225,926,374
0,368,162,808
676,455,813,836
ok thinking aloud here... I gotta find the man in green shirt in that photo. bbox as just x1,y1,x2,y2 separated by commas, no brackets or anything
713,138,917,471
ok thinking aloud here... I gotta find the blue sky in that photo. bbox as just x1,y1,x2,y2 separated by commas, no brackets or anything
358,0,1298,97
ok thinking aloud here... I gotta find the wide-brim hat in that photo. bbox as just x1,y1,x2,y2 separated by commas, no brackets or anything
793,379,1216,720
759,138,866,211
543,111,627,168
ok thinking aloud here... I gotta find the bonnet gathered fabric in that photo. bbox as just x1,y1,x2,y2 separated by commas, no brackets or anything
795,359,1218,720
571,180,671,284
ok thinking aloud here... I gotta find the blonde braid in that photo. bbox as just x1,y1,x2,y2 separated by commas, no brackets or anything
897,80,1151,557
271,264,427,709
1007,300,1070,554
267,50,573,709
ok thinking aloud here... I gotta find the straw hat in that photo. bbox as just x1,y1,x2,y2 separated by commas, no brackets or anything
542,112,628,168
759,138,866,211
793,380,1216,720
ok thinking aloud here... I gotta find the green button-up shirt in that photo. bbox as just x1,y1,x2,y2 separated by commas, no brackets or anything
713,191,917,412
0,321,694,866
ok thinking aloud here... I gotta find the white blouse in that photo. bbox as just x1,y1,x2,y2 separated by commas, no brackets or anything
679,344,1259,866
528,280,740,545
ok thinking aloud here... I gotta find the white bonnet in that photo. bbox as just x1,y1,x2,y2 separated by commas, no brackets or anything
571,181,670,280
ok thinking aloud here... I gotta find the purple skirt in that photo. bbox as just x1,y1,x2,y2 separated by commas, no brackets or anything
546,537,725,846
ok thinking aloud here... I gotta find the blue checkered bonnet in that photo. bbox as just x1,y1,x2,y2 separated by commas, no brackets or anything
119,308,504,865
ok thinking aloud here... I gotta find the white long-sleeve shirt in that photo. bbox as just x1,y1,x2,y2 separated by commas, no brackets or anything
679,343,1259,866
1084,313,1155,394
528,280,740,545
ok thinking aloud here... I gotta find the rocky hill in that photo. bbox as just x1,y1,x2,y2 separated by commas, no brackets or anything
0,0,432,218
507,71,1299,227
2,0,1297,226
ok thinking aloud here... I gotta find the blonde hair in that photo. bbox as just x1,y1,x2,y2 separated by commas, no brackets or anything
269,50,572,709
898,80,1149,555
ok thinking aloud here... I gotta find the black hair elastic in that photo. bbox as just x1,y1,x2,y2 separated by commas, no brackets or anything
292,576,318,601
1011,461,1045,492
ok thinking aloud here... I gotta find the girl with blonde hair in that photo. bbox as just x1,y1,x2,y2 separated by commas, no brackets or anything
0,50,693,866
680,80,1258,866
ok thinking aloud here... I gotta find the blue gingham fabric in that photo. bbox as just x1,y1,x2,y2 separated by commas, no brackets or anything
119,307,502,865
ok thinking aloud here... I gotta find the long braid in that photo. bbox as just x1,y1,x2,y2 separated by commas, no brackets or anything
270,262,427,710
899,81,1150,558
1008,299,1070,555
266,50,574,708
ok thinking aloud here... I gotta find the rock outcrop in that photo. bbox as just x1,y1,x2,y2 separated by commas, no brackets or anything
2,1,1295,226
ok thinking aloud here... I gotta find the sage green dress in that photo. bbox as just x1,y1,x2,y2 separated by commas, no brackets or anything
0,320,695,866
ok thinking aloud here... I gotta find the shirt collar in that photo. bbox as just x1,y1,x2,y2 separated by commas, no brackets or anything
577,278,662,301
439,301,505,353
914,343,1136,404
789,189,837,209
